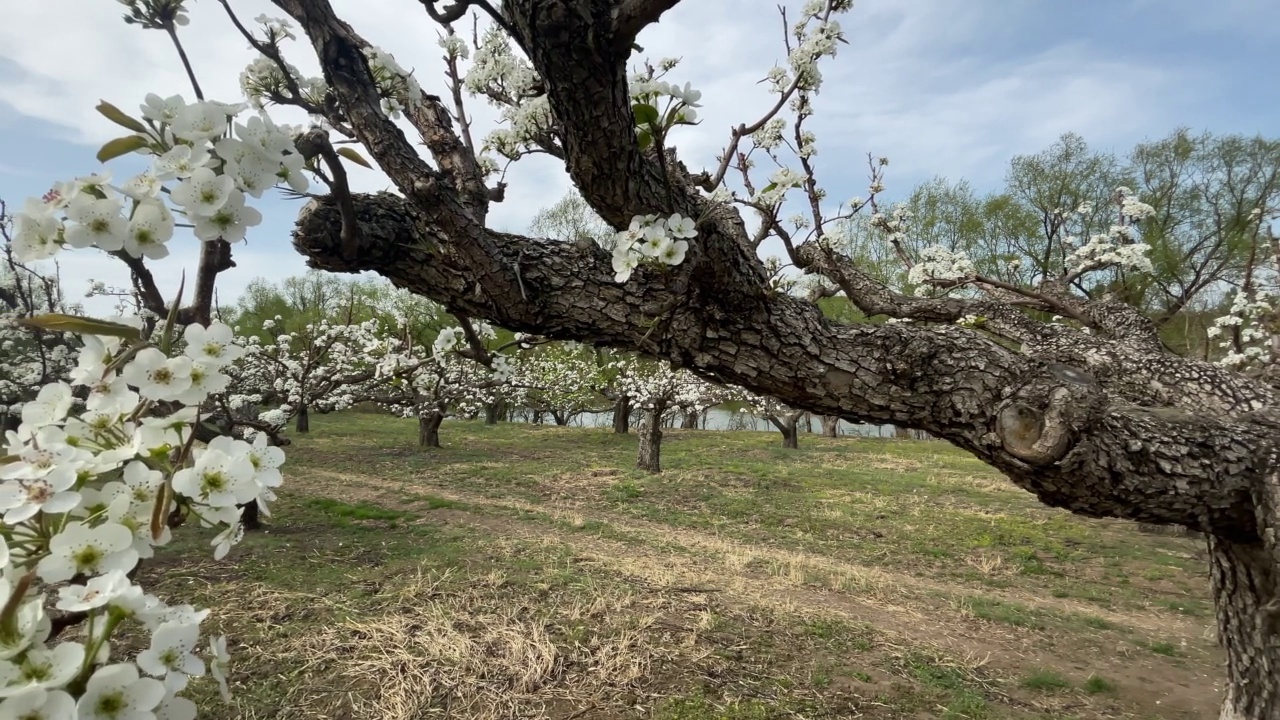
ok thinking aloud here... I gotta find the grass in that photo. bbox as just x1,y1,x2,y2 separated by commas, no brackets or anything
142,413,1222,719
1021,669,1072,691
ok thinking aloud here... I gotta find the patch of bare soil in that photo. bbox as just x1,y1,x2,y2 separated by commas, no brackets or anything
294,467,1222,719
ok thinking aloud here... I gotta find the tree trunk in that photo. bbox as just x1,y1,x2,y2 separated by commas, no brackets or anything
241,500,261,531
484,400,502,425
1208,535,1280,720
636,403,667,473
681,410,698,429
295,404,310,433
769,415,800,449
418,412,443,448
821,415,840,438
612,395,631,434
552,410,569,426
803,412,813,433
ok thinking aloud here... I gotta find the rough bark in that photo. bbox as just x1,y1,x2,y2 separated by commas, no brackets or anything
418,412,443,448
637,402,667,473
272,0,1280,712
1209,535,1280,719
612,395,631,434
769,412,802,450
821,415,840,438
681,410,698,429
295,404,310,433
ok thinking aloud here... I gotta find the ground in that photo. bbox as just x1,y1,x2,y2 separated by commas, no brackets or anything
140,412,1221,719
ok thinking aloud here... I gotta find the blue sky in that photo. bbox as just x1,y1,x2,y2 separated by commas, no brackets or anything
1,0,1277,314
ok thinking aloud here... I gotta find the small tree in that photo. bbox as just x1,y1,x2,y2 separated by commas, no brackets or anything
615,358,720,472
0,203,80,431
513,341,606,426
733,391,806,449
365,321,512,447
229,318,383,433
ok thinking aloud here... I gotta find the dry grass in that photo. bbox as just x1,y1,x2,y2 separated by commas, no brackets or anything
155,416,1224,720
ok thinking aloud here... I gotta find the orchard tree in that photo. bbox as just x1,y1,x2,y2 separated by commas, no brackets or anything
365,319,513,446
242,2,1280,713
229,317,382,432
512,341,606,425
0,203,80,431
732,390,806,449
615,357,718,472
9,0,1276,715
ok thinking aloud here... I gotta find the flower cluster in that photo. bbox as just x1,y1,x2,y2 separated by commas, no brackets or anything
1208,289,1278,369
11,96,307,264
1063,187,1156,275
907,246,976,292
0,316,279,713
610,214,697,283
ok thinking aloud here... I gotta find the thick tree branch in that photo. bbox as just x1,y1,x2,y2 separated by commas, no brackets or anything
611,0,682,50
293,192,1271,540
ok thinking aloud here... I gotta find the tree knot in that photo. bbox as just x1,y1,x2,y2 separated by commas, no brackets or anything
995,363,1102,467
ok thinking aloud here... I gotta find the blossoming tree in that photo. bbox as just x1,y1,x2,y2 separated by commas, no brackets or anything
9,0,1279,714
226,317,383,433
731,390,807,450
362,319,514,447
614,357,720,473
221,2,1280,714
0,208,79,432
511,342,607,426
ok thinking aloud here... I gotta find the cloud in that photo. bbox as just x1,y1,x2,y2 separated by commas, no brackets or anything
0,0,1275,315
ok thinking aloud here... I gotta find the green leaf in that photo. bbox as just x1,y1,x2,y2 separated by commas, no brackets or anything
336,147,373,169
159,273,186,354
637,129,653,151
18,313,143,341
95,100,149,134
761,183,778,194
96,135,149,163
632,103,660,127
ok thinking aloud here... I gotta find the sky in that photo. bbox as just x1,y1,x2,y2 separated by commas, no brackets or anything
1,0,1277,315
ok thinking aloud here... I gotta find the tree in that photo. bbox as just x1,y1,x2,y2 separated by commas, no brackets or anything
255,3,1280,714
362,321,509,447
615,357,719,472
732,390,806,449
230,318,382,432
512,341,606,425
529,190,614,248
0,203,79,431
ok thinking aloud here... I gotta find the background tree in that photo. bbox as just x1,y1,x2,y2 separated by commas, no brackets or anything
0,201,79,432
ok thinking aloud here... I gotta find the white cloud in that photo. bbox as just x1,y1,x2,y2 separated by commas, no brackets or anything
0,0,1260,314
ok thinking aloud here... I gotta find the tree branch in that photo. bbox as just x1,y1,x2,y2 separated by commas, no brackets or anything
611,0,682,51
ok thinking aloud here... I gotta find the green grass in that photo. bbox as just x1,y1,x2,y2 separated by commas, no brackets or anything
1084,675,1118,694
142,413,1220,720
1022,669,1072,691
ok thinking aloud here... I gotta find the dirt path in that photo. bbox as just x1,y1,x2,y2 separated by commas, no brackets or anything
296,467,1223,718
